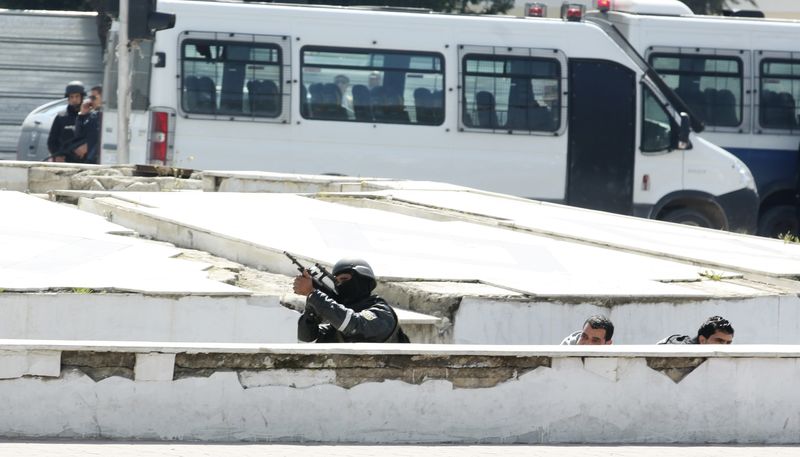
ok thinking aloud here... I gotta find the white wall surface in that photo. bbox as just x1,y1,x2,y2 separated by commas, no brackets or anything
0,343,798,444
454,295,800,344
0,294,297,343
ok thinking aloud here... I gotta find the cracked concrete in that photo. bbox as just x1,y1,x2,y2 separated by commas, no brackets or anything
174,352,551,389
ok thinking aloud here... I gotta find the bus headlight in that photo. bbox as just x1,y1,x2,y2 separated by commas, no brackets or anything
736,160,757,191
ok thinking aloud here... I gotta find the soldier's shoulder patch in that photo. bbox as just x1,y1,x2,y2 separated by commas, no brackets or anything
361,310,377,321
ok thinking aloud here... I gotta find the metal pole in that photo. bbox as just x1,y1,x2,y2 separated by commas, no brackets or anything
116,0,131,164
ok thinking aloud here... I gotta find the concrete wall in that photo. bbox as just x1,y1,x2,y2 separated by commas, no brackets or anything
454,295,800,344
0,342,798,444
0,294,297,343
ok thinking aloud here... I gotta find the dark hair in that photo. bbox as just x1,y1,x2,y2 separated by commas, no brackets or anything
697,315,734,338
584,315,614,341
91,85,103,95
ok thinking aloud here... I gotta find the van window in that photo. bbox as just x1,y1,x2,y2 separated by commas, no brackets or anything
181,39,283,118
650,54,742,128
462,54,560,133
300,46,444,125
106,37,153,111
759,59,800,130
641,86,674,152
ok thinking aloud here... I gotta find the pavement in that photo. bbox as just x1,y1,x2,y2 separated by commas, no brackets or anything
0,443,798,456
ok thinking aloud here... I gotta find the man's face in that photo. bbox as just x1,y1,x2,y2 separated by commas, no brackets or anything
67,92,83,107
335,272,352,286
578,323,611,345
698,331,733,344
90,90,102,109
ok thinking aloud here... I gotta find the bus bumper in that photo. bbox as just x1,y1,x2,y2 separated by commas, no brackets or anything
718,187,759,235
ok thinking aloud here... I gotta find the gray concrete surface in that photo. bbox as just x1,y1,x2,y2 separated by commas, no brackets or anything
0,442,797,456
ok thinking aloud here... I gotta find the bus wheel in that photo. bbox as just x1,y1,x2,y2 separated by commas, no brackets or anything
758,205,799,238
661,208,714,228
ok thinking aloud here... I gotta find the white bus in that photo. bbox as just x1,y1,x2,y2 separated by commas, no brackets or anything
587,0,800,236
100,0,758,233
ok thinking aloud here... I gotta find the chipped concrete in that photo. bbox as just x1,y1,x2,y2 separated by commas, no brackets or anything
60,351,135,382
174,352,551,389
646,357,707,383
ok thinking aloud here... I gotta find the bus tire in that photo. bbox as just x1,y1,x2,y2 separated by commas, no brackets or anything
758,205,799,238
661,207,714,228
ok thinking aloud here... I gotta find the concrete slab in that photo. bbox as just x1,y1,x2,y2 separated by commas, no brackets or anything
0,191,246,295
73,191,745,298
355,189,800,277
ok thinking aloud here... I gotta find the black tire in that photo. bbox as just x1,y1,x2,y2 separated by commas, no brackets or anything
758,205,799,238
661,208,714,228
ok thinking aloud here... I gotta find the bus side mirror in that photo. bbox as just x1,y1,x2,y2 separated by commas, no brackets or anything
677,112,691,150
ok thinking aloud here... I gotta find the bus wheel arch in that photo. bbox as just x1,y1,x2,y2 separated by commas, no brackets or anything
654,195,728,230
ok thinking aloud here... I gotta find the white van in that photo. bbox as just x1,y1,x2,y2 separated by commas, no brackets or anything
100,0,758,233
587,0,800,236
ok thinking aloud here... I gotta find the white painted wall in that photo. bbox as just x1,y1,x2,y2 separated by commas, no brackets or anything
454,295,800,344
0,294,298,343
0,343,798,444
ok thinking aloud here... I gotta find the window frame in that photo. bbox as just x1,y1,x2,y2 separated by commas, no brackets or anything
299,45,446,126
177,31,291,123
640,80,680,154
458,45,567,136
646,47,750,134
755,51,800,133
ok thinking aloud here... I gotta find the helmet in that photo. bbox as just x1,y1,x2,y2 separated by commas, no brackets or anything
64,81,86,97
332,258,375,281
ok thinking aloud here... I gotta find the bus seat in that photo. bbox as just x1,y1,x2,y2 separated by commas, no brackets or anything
414,87,433,124
322,83,347,120
309,83,324,117
384,93,409,123
778,92,798,128
431,90,444,124
370,86,388,121
248,79,279,116
476,91,499,129
195,76,217,114
352,84,372,121
715,89,739,126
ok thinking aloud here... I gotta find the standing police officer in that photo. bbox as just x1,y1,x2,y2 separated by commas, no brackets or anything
47,81,86,162
292,258,407,343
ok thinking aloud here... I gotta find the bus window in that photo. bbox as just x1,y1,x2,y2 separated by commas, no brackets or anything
461,54,560,133
300,46,444,125
759,59,800,131
180,39,283,119
641,86,675,152
649,53,743,128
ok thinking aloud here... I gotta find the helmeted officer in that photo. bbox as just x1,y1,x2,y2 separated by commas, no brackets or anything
47,81,86,161
293,258,407,343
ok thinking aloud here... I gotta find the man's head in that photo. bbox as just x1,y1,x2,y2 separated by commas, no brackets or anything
90,85,103,109
578,315,614,345
368,71,381,88
65,81,86,108
696,315,734,344
334,75,349,94
332,258,376,305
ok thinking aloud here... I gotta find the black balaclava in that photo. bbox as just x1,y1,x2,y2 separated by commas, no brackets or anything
335,271,374,308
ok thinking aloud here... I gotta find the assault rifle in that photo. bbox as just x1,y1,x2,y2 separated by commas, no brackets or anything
284,251,339,302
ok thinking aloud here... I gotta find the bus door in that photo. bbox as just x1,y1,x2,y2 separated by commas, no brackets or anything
566,59,636,215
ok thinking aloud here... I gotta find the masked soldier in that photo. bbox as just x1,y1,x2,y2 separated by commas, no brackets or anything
293,258,408,343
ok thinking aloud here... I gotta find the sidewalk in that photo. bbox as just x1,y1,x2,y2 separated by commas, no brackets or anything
0,443,798,457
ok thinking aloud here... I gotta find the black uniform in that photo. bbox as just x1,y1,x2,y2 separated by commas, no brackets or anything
298,290,402,343
74,109,102,164
47,104,81,160
657,334,698,344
